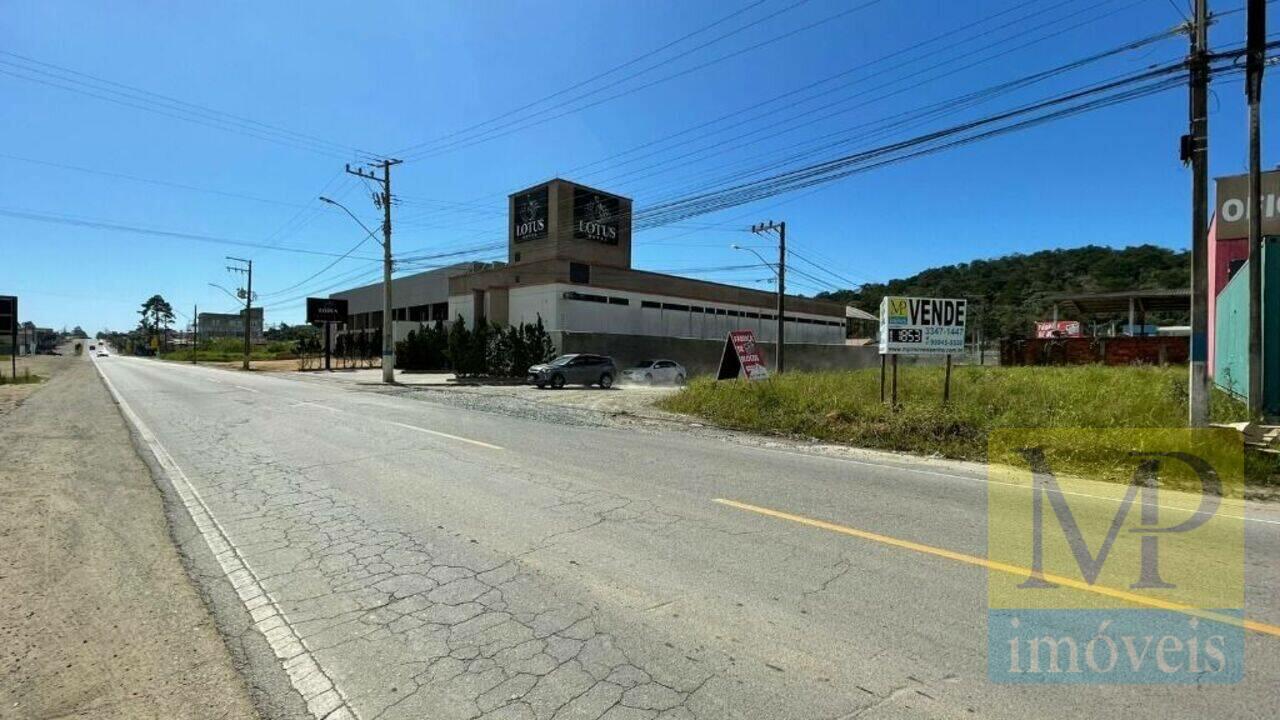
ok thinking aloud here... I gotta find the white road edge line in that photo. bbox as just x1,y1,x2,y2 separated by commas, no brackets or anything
92,361,361,720
388,421,505,451
231,384,261,394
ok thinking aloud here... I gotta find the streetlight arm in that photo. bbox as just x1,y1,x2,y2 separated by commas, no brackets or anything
320,196,384,248
731,245,778,277
208,283,241,304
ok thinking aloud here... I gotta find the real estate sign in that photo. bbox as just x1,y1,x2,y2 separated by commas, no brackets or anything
717,329,770,381
879,296,966,355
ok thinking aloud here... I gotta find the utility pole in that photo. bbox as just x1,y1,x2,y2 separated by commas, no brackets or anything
1186,0,1211,426
751,220,786,374
226,257,253,371
1246,0,1267,415
345,158,402,384
192,303,198,365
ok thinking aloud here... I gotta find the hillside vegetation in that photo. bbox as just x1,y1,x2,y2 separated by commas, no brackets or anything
818,244,1188,338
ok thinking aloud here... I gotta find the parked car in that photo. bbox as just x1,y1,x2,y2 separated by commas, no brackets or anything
527,354,618,389
623,359,686,385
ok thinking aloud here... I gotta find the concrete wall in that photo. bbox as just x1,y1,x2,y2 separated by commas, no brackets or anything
556,332,895,376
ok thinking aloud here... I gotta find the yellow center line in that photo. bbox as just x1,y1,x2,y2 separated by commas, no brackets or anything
712,498,1280,638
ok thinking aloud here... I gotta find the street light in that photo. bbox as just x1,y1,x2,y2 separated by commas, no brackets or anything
730,244,776,273
208,283,241,304
321,195,394,383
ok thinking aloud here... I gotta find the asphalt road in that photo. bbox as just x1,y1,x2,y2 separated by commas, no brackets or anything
93,356,1280,720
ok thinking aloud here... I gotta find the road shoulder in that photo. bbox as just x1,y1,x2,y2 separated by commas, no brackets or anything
0,356,261,719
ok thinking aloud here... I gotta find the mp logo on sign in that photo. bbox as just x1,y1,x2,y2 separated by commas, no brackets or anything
987,429,1245,684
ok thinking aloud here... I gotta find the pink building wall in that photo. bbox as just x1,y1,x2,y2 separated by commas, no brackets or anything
1208,214,1253,375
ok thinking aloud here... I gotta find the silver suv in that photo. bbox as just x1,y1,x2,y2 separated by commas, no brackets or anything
528,354,618,389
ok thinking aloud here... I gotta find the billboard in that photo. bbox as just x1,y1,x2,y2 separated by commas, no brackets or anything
512,185,549,243
306,297,349,324
717,329,769,381
572,187,621,245
879,296,966,355
1035,320,1082,339
0,295,14,335
1214,170,1280,239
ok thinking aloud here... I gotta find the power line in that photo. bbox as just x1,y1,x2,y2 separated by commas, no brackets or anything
0,50,381,160
390,0,774,157
0,206,384,260
600,0,1170,199
399,0,888,161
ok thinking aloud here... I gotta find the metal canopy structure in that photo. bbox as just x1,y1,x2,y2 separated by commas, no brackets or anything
1046,288,1191,316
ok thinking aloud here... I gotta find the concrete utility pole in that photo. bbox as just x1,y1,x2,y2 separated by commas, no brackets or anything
345,159,402,384
750,220,787,374
226,256,253,371
1246,0,1267,415
192,303,197,365
1186,0,1211,426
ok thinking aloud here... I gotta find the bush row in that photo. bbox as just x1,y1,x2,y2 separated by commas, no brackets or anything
396,316,557,377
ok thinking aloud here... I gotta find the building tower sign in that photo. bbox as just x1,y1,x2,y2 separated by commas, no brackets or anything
573,188,620,245
512,185,549,243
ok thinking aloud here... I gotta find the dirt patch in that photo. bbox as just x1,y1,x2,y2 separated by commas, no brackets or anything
0,356,258,719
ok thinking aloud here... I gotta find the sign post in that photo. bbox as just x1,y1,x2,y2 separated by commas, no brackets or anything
1,295,17,379
717,329,770,381
879,296,967,407
307,298,348,373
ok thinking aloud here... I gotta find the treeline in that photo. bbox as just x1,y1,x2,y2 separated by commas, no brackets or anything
394,316,556,377
817,244,1190,339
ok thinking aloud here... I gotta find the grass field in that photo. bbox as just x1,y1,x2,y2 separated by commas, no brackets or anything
658,365,1273,491
0,368,41,385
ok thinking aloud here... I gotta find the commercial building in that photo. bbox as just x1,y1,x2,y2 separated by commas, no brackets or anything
331,178,875,372
1210,169,1280,408
197,307,264,341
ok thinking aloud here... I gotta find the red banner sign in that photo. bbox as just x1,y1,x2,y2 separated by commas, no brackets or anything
1035,320,1082,339
717,329,770,381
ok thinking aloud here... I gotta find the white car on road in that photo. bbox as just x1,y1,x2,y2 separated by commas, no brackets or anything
623,359,686,385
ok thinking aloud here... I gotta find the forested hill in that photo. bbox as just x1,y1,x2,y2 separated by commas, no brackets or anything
816,244,1189,338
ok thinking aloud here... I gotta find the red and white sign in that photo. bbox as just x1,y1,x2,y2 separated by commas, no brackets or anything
729,329,769,380
1035,320,1082,339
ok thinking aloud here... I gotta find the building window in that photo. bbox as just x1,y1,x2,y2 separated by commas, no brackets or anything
570,262,590,284
641,301,660,309
514,252,522,262
563,291,608,303
663,303,689,312
608,297,630,306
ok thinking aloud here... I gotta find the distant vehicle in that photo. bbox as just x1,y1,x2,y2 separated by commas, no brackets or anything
527,354,617,389
623,359,686,385
89,344,96,351
96,351,108,357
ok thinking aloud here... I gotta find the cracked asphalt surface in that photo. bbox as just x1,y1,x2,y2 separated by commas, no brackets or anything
94,357,1280,720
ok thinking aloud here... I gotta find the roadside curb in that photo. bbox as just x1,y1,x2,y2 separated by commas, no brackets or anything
91,359,360,720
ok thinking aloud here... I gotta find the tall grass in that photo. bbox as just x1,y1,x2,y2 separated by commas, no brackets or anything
0,368,41,385
658,365,1267,488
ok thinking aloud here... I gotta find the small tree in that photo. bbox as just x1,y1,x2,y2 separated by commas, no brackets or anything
524,314,556,365
447,317,473,375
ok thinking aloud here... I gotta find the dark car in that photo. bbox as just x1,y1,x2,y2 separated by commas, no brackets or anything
527,354,618,389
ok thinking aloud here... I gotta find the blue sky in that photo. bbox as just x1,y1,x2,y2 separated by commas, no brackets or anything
1,0,1275,333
